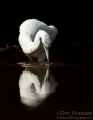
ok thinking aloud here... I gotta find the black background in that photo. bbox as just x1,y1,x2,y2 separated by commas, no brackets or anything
0,3,92,119
0,1,93,45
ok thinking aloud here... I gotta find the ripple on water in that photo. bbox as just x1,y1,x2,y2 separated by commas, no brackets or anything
17,61,82,68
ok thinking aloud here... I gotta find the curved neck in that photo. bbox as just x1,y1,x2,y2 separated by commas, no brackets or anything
19,34,40,54
19,30,50,54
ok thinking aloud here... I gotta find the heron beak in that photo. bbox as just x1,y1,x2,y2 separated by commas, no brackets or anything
43,44,49,62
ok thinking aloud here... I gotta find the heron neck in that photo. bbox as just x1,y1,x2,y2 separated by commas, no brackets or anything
19,34,40,54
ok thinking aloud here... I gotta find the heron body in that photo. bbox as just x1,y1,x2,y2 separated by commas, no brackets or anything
18,19,58,62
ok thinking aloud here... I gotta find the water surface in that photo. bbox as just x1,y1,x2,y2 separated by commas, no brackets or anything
0,61,92,120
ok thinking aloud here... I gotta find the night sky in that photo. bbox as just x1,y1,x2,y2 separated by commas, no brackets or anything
0,2,93,46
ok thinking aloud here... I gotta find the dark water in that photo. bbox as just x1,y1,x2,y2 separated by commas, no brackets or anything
0,62,92,120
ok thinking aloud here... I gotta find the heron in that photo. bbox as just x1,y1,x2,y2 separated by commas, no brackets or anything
18,19,58,62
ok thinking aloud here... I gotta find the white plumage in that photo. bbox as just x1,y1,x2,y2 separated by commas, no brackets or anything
18,19,58,62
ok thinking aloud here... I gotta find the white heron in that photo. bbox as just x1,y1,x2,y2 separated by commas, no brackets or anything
18,19,58,62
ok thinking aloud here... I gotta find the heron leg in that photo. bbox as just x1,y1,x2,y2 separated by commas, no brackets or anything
38,53,46,62
26,54,35,62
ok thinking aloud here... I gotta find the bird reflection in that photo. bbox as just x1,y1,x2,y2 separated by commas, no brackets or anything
19,66,58,108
